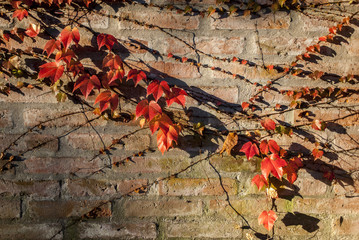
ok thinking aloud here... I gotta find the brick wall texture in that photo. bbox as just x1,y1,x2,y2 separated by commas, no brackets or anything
1,1,359,239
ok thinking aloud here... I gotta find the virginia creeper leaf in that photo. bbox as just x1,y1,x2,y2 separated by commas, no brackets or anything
13,9,28,21
38,61,64,83
147,80,170,102
97,33,117,50
127,69,147,86
258,210,277,231
312,148,323,160
240,141,259,160
261,154,287,179
43,39,61,57
261,118,276,131
25,23,40,37
251,174,268,190
59,26,80,50
166,87,187,107
94,90,119,113
136,99,162,121
73,74,101,99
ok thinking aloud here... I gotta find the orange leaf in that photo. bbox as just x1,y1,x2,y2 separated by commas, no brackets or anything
258,210,277,231
25,23,40,37
219,132,238,155
261,118,276,131
311,119,326,131
94,90,119,113
136,99,162,121
242,102,250,111
261,154,287,179
13,9,28,21
251,174,268,190
312,148,323,160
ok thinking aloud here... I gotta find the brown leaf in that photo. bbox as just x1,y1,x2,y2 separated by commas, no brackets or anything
220,132,238,155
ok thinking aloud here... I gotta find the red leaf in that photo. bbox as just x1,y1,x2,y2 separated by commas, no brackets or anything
73,74,101,99
157,125,178,154
319,36,327,42
261,154,287,180
147,80,170,102
241,60,247,65
38,61,64,83
11,1,21,8
25,23,40,37
251,174,268,190
148,113,173,134
240,141,259,160
329,26,337,35
311,119,326,131
102,53,123,70
232,57,238,62
260,140,269,155
168,53,173,58
43,39,61,57
127,69,147,86
261,118,276,131
59,26,80,50
135,99,162,121
312,148,323,160
182,57,188,63
94,90,119,113
55,49,75,66
13,9,28,21
323,171,335,181
166,87,187,107
258,210,277,231
242,102,249,111
268,140,280,154
283,161,299,184
68,60,84,77
97,33,117,50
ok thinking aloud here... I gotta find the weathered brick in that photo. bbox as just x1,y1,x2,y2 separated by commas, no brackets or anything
165,37,244,55
0,180,59,199
258,37,316,55
187,86,239,105
0,109,13,128
27,200,111,219
347,39,359,56
63,179,148,197
159,178,238,196
166,221,242,238
0,198,20,218
333,216,359,235
0,87,58,103
65,132,151,150
24,133,59,152
211,11,290,30
119,11,200,30
123,199,202,217
0,224,62,240
23,108,105,128
24,157,104,174
78,222,157,239
294,197,359,214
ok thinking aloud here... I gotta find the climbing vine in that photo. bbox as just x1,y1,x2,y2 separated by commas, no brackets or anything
0,0,359,238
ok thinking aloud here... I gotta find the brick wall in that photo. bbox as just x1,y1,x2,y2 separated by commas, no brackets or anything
0,1,359,239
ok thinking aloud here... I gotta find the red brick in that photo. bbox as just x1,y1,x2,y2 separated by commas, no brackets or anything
0,110,13,128
24,157,104,174
65,179,148,197
166,221,242,238
211,11,290,30
123,199,202,217
333,216,359,235
79,222,157,239
27,200,111,219
112,156,191,174
0,224,62,240
0,134,23,152
165,37,244,55
0,180,59,199
66,132,151,151
23,108,106,128
119,11,199,30
159,178,238,196
23,133,59,152
0,198,20,218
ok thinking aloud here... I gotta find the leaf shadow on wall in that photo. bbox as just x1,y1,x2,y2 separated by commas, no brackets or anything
281,212,320,233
